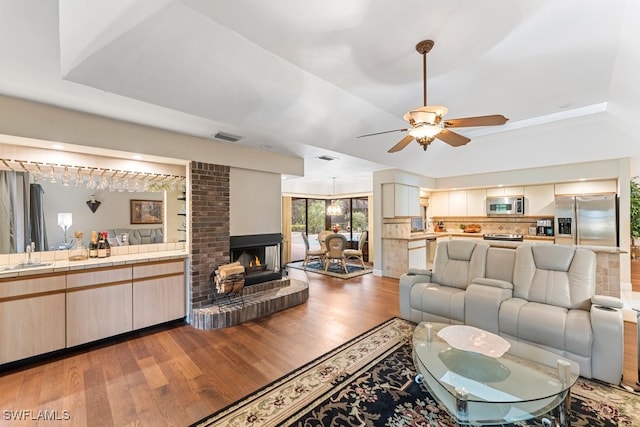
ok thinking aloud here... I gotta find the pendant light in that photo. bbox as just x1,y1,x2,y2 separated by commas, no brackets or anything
326,177,342,216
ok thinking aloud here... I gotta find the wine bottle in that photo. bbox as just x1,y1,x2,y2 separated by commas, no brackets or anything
97,232,107,258
103,231,111,257
89,231,98,258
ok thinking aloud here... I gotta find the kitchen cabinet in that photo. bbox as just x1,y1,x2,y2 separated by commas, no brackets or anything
448,191,467,216
466,189,487,216
0,274,66,364
431,189,486,217
383,183,420,217
429,192,449,216
486,186,524,196
408,239,427,270
524,184,555,216
66,266,133,347
554,180,617,195
133,260,186,329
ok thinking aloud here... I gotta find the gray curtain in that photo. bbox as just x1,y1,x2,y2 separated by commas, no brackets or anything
30,183,48,252
0,171,30,253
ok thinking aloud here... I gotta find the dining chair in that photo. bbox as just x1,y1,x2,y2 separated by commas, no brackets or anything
324,233,348,273
302,232,325,268
318,230,332,252
343,230,367,268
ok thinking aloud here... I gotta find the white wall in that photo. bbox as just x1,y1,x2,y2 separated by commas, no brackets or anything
230,168,281,236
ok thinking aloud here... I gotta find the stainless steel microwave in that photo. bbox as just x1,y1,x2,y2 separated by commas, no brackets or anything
486,196,525,216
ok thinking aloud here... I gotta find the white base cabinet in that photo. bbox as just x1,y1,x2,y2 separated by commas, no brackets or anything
133,260,186,329
66,266,133,347
0,275,66,364
0,257,186,365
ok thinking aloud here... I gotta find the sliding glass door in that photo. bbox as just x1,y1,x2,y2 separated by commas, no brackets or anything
289,197,368,262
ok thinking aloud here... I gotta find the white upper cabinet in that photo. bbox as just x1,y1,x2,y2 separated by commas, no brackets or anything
466,189,487,216
524,185,555,216
429,192,449,217
554,179,617,195
486,186,525,196
383,183,420,217
448,190,467,216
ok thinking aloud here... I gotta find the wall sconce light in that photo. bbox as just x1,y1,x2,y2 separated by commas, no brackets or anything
57,212,72,245
86,195,101,213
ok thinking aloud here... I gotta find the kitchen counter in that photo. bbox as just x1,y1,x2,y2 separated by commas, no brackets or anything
0,249,189,279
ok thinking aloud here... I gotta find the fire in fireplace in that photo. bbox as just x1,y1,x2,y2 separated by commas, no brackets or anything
230,233,283,286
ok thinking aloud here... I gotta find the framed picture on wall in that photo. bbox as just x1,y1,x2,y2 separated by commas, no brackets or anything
130,199,163,224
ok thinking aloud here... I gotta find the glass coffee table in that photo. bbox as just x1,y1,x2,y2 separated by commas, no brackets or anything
412,322,579,426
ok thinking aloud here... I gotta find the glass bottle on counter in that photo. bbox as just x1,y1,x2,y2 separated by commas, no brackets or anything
89,231,98,258
68,231,89,261
97,232,107,258
103,231,111,257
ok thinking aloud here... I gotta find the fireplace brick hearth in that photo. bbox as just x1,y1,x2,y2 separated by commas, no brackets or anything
191,278,309,330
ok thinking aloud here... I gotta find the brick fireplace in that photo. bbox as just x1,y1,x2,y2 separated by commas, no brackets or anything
230,233,282,286
189,161,308,329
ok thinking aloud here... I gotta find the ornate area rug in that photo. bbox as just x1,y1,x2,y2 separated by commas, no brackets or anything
287,260,373,279
191,318,640,427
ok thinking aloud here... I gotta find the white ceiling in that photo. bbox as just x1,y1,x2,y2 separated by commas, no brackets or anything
1,0,640,189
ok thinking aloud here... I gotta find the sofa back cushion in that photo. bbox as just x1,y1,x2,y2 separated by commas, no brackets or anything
513,244,595,310
431,240,488,289
485,247,516,283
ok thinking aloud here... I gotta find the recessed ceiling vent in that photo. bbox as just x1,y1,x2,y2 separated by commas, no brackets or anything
213,131,243,142
317,155,337,161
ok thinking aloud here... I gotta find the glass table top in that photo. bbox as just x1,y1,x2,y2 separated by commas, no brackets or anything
413,322,580,425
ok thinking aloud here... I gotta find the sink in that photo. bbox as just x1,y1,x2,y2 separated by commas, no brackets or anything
1,262,53,271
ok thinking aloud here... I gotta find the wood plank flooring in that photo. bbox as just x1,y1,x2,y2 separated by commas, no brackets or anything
632,258,640,292
0,268,637,426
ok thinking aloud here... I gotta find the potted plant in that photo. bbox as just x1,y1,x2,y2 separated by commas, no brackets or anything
631,177,640,259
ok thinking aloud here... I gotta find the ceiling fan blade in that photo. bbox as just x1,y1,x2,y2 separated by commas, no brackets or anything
436,129,471,147
444,115,509,128
357,128,408,138
387,135,415,153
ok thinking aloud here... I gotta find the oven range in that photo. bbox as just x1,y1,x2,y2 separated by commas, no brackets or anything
482,233,524,242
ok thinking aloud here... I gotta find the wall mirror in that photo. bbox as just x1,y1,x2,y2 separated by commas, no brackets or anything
0,141,187,254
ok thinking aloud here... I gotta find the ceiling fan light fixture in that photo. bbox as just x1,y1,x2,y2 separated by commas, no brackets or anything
404,105,448,124
409,122,443,139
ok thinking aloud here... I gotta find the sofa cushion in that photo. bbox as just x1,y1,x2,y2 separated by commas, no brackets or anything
513,244,595,310
108,228,163,245
410,283,465,323
485,247,516,283
431,240,488,290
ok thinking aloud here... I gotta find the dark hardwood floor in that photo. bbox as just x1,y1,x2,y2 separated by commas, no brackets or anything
0,267,637,426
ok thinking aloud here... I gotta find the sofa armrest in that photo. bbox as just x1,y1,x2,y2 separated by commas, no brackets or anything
471,277,513,290
407,268,432,276
399,270,432,320
464,283,513,334
590,301,624,384
591,295,623,309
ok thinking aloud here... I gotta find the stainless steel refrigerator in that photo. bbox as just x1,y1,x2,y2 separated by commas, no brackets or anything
554,194,618,246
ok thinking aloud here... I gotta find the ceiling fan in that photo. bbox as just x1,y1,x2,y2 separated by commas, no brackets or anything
358,40,509,153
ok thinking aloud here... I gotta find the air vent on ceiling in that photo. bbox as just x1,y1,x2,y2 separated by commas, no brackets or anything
317,155,337,161
213,131,243,142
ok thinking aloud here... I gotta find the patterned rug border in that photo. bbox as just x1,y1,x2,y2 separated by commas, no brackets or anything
287,260,373,279
191,317,406,427
191,317,640,427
